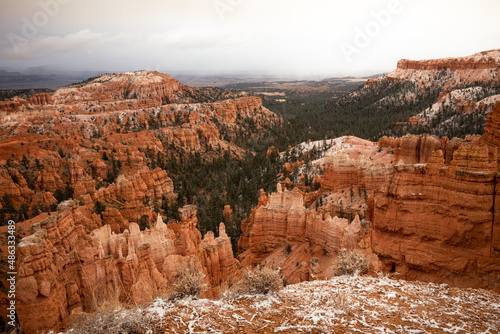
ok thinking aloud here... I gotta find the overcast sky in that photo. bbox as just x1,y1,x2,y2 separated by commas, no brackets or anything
0,0,499,78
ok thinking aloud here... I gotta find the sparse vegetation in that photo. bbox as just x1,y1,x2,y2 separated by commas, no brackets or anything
333,249,368,276
66,307,156,334
54,184,74,203
171,263,207,299
93,200,106,216
138,214,150,231
236,266,284,295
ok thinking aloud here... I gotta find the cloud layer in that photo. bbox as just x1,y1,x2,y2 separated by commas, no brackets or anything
3,29,113,59
0,0,499,77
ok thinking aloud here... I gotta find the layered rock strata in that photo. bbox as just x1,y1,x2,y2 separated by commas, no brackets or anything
238,184,371,284
241,130,500,291
15,203,239,333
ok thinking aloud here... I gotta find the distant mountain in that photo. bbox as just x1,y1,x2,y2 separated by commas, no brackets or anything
0,66,109,90
333,49,500,139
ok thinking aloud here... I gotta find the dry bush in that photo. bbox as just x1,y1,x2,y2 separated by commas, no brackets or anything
332,290,349,311
333,249,368,276
229,265,284,296
67,308,156,334
65,281,157,334
91,281,123,314
171,263,207,299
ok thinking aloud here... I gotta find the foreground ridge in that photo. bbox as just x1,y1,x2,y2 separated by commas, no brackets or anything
63,275,500,333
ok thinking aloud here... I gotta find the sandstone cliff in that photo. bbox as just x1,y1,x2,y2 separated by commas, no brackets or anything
15,202,239,333
0,71,280,218
481,102,500,149
0,71,279,333
238,183,373,284
370,143,500,290
52,71,193,105
387,49,500,87
240,129,500,292
359,50,500,138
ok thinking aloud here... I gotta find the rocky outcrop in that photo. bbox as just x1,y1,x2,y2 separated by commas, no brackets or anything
94,168,174,204
0,169,34,206
242,129,500,292
0,70,281,333
52,71,193,105
378,134,449,164
15,202,239,334
0,71,280,222
238,184,369,284
360,50,500,135
481,102,500,150
389,49,500,86
29,93,53,106
321,153,393,192
0,97,29,113
370,143,500,291
212,96,264,123
396,49,500,71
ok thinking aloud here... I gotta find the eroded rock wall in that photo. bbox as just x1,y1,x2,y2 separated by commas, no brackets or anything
16,203,239,333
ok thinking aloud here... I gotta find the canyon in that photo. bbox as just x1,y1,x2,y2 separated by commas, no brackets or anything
0,71,279,333
239,106,500,292
1,51,500,333
238,50,500,292
14,202,238,333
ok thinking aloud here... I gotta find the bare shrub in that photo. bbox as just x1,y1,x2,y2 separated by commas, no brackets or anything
332,290,349,311
232,265,284,295
90,281,123,313
64,280,157,334
333,249,368,276
67,308,155,334
171,263,206,299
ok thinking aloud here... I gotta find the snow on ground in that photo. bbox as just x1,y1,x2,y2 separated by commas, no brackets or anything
280,138,344,159
478,94,500,106
135,275,500,333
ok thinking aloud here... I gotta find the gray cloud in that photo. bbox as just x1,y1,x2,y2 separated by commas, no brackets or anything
2,29,116,59
0,0,499,77
148,28,250,49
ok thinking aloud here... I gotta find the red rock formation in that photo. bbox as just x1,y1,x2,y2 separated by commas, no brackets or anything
238,184,370,284
361,50,500,132
242,128,500,292
15,202,239,333
212,96,264,123
0,98,29,113
0,169,34,206
378,134,448,164
0,71,281,333
370,143,500,291
319,136,395,193
397,49,500,71
481,102,500,149
388,50,500,91
29,93,53,105
266,146,279,158
198,222,240,297
321,153,393,192
223,205,234,221
52,71,193,105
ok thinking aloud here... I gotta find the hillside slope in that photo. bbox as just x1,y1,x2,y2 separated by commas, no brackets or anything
277,50,500,144
63,275,500,333
0,71,282,333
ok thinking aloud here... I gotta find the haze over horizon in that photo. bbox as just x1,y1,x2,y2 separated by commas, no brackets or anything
0,0,499,79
